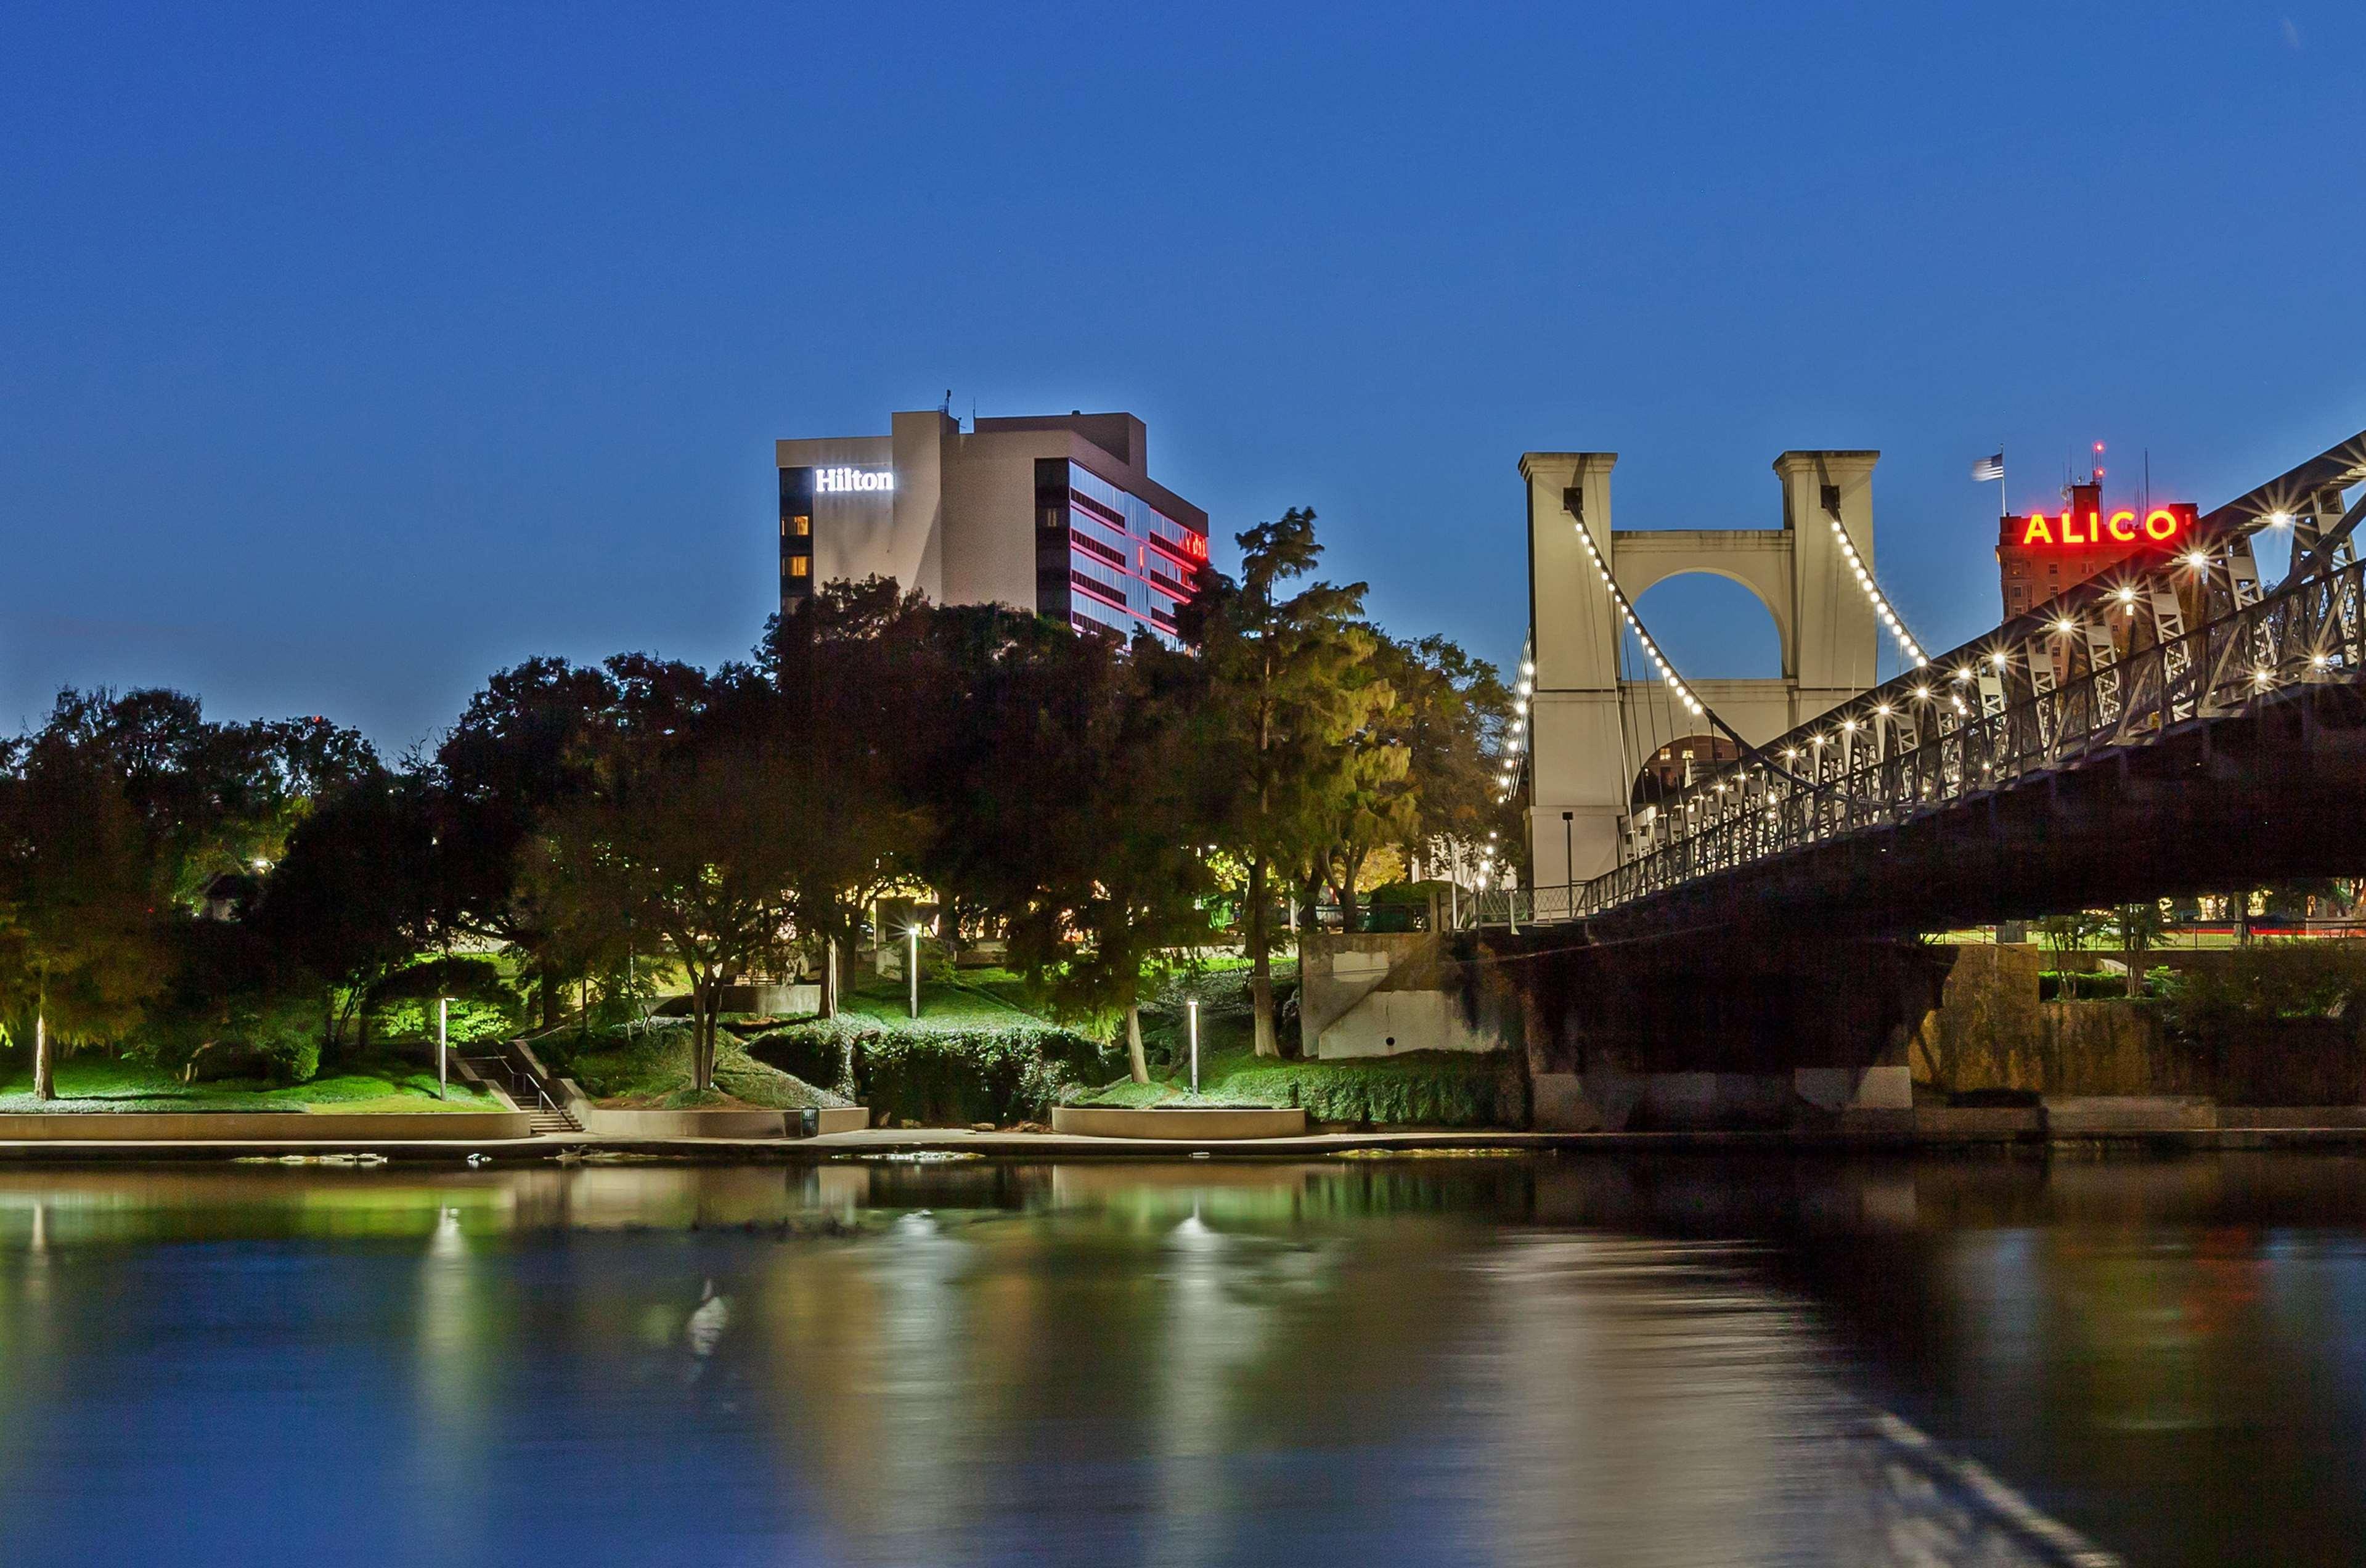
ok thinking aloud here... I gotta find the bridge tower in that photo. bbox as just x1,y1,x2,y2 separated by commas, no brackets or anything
1520,449,1882,886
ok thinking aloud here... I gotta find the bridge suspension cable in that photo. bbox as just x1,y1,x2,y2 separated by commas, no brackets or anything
1564,502,1711,721
1558,489,1836,788
1555,491,1842,875
1827,513,1928,669
1498,631,1533,804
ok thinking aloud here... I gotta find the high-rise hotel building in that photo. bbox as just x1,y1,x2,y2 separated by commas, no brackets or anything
777,410,1209,643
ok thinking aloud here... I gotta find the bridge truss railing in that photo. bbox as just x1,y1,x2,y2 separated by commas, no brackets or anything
1495,550,2366,927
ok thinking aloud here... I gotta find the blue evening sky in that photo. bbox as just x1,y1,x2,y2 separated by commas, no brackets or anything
4,2,2362,747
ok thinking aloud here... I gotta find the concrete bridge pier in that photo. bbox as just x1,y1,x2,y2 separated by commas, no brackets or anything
1299,929,1940,1130
1471,929,1941,1131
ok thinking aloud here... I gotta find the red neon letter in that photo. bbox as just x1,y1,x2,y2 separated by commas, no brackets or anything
2021,513,2054,545
2107,510,2137,542
2144,508,2179,541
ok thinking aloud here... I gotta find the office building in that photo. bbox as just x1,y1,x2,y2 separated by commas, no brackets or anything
777,409,1209,643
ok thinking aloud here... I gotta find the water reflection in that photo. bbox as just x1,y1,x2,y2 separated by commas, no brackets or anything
0,1156,2359,1562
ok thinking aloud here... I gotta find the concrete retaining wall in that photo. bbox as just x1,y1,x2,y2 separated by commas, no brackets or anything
1532,1066,1912,1132
653,983,820,1017
1299,933,1509,1059
569,1106,790,1138
1051,1106,1307,1140
1912,944,2366,1105
557,1079,867,1138
0,1111,532,1141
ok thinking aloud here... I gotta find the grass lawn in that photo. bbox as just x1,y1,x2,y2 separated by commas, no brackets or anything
839,966,1060,1027
0,1054,502,1113
553,1025,852,1113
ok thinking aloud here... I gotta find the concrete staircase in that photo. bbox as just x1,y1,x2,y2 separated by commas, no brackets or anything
525,1101,582,1135
460,1040,584,1135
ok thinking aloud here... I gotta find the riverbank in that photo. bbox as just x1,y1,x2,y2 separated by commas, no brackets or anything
5,1102,2366,1161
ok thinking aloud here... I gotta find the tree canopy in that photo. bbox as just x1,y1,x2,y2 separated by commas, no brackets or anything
0,508,1514,1090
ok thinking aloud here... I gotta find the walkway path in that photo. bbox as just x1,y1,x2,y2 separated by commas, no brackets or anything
6,1112,2366,1162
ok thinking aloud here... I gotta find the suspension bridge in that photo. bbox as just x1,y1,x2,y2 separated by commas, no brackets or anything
1478,430,2366,941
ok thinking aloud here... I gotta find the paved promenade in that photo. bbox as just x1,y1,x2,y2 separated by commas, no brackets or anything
4,1110,2366,1162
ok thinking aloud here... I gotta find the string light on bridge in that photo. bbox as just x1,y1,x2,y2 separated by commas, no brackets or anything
1828,518,1927,667
1562,510,1708,719
1498,634,1536,802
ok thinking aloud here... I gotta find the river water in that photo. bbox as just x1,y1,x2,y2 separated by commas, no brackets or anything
0,1153,2357,1566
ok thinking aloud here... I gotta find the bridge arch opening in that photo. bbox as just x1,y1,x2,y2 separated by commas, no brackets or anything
1625,571,1785,680
1633,733,1741,807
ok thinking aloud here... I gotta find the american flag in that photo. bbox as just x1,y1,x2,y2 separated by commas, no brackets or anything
1970,453,2005,483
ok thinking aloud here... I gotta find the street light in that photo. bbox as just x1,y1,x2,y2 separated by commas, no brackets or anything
907,926,921,1019
1187,998,1200,1095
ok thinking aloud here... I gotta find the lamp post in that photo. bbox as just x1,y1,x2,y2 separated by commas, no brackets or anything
1561,811,1573,891
907,926,920,1019
436,996,448,1101
1187,998,1200,1095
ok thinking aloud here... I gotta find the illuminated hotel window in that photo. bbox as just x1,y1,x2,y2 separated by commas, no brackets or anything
791,514,810,537
1032,457,1205,648
789,557,809,578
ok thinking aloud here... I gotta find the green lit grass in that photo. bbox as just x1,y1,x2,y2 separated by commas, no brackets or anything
551,1024,851,1112
839,967,1051,1026
0,1055,500,1113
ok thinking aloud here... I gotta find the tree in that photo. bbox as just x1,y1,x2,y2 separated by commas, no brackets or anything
1369,632,1514,883
759,581,936,1016
430,657,621,1027
1182,508,1374,1055
1311,636,1411,934
250,770,441,1057
961,622,1215,1083
33,687,377,906
2039,910,2110,960
2112,900,2169,997
528,658,795,1095
0,729,169,1098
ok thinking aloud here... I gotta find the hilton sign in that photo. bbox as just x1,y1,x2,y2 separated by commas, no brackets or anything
815,465,894,494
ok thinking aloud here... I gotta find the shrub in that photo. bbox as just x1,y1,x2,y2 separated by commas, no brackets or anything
139,990,326,1085
552,1020,849,1110
255,1032,322,1086
1151,962,1299,1025
369,995,516,1047
364,957,522,1044
747,1022,858,1097
1202,1051,1524,1129
2039,970,2136,1001
129,919,327,1084
2158,944,2366,1038
746,1018,1111,1125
